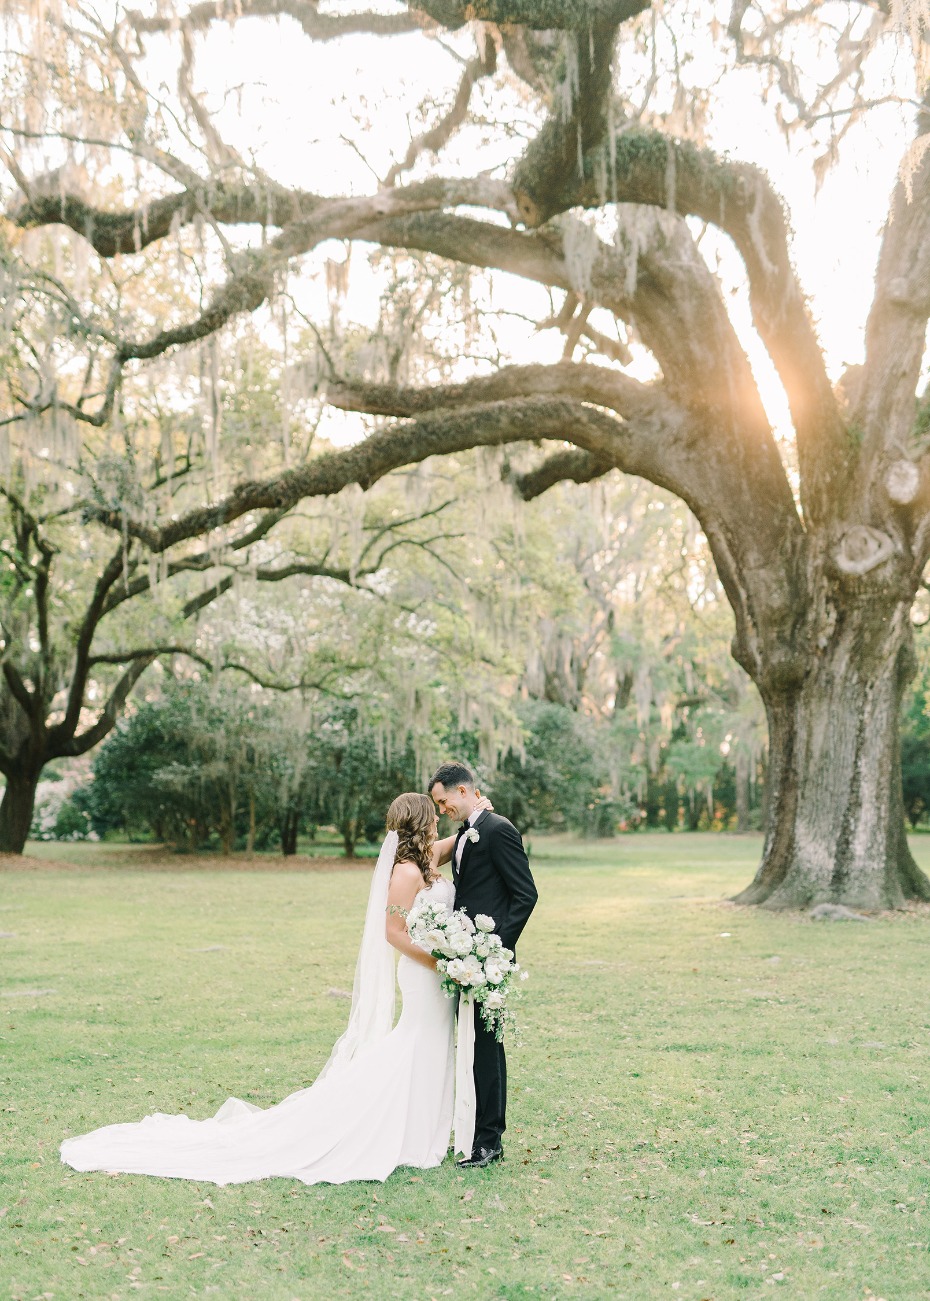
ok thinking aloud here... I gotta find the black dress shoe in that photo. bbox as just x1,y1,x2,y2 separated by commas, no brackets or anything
456,1144,503,1169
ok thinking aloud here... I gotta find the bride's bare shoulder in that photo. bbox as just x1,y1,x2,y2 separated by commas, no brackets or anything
391,858,422,880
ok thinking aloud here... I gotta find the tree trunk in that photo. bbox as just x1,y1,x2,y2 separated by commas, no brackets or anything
736,600,930,909
735,753,750,832
280,808,298,857
686,789,699,832
246,788,256,857
0,766,42,854
342,819,358,858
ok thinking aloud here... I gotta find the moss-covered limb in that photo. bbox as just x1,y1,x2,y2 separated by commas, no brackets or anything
50,654,158,760
511,13,648,226
86,396,626,551
858,109,930,484
8,180,321,258
327,361,671,422
128,0,426,40
7,172,516,260
509,446,615,497
416,0,649,29
530,125,844,525
356,207,755,412
9,182,516,416
498,28,561,97
358,203,805,559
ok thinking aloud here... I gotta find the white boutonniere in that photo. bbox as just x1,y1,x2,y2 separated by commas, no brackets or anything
464,827,480,844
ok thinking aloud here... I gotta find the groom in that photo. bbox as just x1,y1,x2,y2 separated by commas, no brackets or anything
429,761,538,1169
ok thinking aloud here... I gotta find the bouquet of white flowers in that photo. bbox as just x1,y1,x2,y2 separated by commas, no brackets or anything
405,898,526,1041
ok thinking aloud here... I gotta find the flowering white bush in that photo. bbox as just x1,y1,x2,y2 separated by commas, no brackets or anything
405,896,524,1040
29,779,98,842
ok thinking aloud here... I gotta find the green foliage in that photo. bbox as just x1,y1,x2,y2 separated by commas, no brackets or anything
59,476,770,851
84,682,420,856
84,680,293,852
485,700,630,835
314,704,420,855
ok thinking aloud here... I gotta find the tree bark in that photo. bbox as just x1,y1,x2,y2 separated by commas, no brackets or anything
736,599,930,909
280,807,299,856
0,766,41,854
735,753,750,832
247,788,256,856
342,818,359,858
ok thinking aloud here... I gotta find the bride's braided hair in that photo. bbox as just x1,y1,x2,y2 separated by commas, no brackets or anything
386,792,438,885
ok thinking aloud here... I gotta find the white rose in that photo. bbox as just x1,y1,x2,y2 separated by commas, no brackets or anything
486,935,503,952
446,959,467,982
484,962,505,985
498,945,512,960
484,990,504,1010
474,936,491,959
475,914,496,933
459,954,485,986
453,933,474,956
423,928,446,950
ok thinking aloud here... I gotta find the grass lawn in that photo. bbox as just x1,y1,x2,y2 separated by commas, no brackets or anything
1,833,929,1300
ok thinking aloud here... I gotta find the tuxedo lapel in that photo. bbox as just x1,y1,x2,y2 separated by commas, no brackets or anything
458,809,490,880
451,824,466,884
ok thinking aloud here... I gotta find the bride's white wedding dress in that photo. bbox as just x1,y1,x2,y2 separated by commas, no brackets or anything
60,875,456,1186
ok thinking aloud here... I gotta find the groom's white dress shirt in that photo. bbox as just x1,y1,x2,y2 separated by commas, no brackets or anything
454,807,482,871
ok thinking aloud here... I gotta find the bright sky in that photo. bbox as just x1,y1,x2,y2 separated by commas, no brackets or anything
145,7,925,443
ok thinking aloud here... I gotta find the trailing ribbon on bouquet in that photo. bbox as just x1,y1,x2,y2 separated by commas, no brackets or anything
453,995,477,1158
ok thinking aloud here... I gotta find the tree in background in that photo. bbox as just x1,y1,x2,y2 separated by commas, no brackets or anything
501,478,766,831
4,2,930,902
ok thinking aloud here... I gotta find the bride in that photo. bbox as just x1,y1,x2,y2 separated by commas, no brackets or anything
60,791,484,1186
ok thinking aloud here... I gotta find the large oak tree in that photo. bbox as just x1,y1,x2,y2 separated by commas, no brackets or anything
3,0,930,905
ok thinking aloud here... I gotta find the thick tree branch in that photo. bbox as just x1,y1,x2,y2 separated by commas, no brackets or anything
128,0,428,40
2,661,35,718
354,206,774,435
511,9,646,223
513,126,843,522
98,501,454,617
860,101,930,481
89,395,686,553
181,577,235,619
320,363,807,688
49,546,127,750
509,447,615,498
416,0,648,28
100,507,291,615
327,360,670,422
6,164,516,260
87,645,373,695
50,654,157,758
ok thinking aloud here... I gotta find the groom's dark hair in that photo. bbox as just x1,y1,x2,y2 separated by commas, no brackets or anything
429,760,476,791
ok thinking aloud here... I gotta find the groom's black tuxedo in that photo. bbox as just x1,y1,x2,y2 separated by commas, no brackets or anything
451,809,537,1154
451,810,537,953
